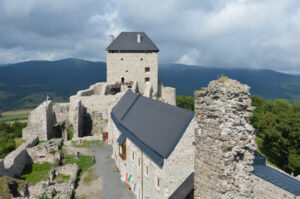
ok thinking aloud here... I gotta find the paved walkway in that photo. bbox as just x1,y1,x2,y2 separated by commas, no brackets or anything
91,143,135,199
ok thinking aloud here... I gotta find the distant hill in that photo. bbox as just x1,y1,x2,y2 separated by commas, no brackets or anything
0,58,300,113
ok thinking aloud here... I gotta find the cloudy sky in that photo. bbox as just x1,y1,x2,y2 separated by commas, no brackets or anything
1,0,300,74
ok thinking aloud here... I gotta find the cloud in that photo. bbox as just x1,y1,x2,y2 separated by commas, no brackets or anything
0,0,300,73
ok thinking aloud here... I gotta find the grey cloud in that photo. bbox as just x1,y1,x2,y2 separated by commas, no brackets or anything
1,0,300,74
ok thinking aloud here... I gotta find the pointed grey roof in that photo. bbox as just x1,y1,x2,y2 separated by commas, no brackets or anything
111,90,194,166
106,32,159,52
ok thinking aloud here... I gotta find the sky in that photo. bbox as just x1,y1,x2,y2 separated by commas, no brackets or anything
1,0,300,74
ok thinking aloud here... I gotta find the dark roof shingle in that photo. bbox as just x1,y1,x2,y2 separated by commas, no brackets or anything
106,32,159,52
111,89,194,166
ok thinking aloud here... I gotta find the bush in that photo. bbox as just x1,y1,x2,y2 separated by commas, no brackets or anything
67,126,74,140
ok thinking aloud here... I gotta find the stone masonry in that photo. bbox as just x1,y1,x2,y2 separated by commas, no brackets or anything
22,101,54,141
194,77,257,199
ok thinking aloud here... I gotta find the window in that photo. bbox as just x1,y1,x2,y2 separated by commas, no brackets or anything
155,176,160,190
119,140,126,161
121,77,125,84
121,58,124,61
138,158,141,168
132,151,135,160
145,165,149,177
145,67,150,72
140,58,143,61
145,77,150,83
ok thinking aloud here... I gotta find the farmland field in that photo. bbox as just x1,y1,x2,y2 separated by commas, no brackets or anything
0,109,31,123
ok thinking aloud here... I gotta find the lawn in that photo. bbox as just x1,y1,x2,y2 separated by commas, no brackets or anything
0,176,27,199
0,109,31,123
18,162,54,184
63,155,95,177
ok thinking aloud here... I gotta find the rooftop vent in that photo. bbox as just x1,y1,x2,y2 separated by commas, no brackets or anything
137,33,141,43
109,35,114,44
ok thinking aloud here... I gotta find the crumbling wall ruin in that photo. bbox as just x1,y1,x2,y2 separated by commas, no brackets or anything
0,137,39,177
194,77,256,199
22,101,54,141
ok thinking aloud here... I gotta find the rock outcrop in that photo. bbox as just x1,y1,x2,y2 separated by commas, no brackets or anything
194,77,256,199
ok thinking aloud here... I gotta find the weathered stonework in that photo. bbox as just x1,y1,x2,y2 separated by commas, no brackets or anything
194,77,256,199
22,101,54,141
0,137,39,177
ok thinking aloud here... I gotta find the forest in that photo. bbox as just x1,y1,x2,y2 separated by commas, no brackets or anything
177,95,300,176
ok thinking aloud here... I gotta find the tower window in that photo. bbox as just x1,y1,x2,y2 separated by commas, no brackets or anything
140,58,143,61
121,77,125,84
145,77,150,83
121,58,123,61
145,67,150,72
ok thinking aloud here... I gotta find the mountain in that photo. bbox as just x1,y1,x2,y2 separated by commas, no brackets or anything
0,58,300,113
159,63,300,102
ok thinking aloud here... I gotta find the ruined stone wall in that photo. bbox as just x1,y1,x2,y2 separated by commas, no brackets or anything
22,101,54,141
107,53,158,97
69,99,83,138
0,137,39,177
53,103,70,125
194,77,256,199
161,86,176,106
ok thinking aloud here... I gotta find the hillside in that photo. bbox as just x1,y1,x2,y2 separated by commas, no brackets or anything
0,59,300,112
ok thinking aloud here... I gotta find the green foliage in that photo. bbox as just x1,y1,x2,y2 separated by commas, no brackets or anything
67,126,74,140
0,176,27,199
0,109,31,123
55,173,70,184
176,95,194,111
251,95,300,175
19,162,53,183
0,122,26,158
63,155,95,177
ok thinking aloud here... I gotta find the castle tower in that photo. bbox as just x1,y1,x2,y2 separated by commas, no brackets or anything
106,32,159,97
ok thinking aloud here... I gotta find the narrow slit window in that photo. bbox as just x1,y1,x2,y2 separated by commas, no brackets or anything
145,77,150,83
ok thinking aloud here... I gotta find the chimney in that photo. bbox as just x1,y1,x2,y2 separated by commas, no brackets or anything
137,33,141,43
109,35,114,44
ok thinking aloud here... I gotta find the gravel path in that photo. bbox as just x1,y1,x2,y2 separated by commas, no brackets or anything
91,143,135,199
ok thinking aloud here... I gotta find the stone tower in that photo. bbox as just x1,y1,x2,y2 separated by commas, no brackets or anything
194,77,257,199
106,32,159,97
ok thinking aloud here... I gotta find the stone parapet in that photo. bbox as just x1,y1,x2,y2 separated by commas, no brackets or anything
194,77,256,199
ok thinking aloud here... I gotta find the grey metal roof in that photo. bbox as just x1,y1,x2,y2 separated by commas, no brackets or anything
111,89,194,167
169,173,194,199
252,151,300,196
106,32,159,52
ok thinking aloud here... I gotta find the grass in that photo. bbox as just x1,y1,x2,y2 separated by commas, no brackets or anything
55,173,70,184
0,109,31,123
83,167,98,184
63,155,95,177
71,140,104,149
67,126,74,140
0,176,27,199
14,137,25,148
18,162,53,184
255,137,279,169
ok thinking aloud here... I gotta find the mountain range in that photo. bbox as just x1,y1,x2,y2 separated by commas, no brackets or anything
0,58,300,112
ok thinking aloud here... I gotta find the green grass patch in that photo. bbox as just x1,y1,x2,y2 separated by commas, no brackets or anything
55,173,70,184
67,126,74,140
71,140,104,149
0,109,31,123
63,155,95,177
18,162,53,184
0,176,27,199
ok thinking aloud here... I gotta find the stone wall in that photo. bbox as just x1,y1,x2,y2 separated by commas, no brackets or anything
106,53,158,97
53,103,70,125
69,99,83,138
0,137,39,177
22,101,54,141
194,77,256,199
161,86,176,106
